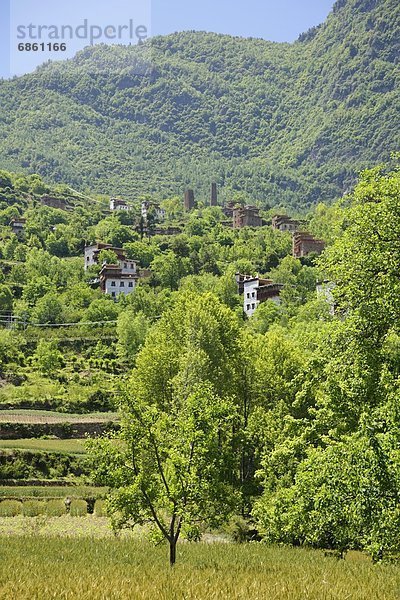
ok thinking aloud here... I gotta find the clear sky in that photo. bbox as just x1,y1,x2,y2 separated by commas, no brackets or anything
0,0,335,79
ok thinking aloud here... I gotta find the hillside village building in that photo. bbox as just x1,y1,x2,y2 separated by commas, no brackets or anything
141,201,165,223
272,215,302,233
10,217,26,237
85,243,142,299
317,280,336,316
150,226,183,236
236,274,284,317
233,206,263,229
110,198,130,212
99,264,139,298
84,243,128,270
293,232,325,258
222,202,236,219
84,243,145,299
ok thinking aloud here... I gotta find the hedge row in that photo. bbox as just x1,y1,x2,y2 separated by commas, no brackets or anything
0,498,106,517
0,449,88,480
0,421,119,440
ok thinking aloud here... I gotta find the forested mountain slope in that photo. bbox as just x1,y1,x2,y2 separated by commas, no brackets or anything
0,0,398,208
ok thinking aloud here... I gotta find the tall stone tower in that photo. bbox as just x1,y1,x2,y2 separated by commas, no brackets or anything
210,183,218,206
184,189,195,211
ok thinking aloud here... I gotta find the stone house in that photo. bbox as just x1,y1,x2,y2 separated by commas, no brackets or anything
233,206,263,228
292,232,325,258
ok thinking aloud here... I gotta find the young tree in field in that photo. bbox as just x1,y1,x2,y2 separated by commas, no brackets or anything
88,291,243,565
88,385,238,566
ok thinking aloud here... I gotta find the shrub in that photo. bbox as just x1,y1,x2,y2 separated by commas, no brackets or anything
0,500,22,516
226,516,251,543
22,500,46,517
94,499,106,517
70,499,87,517
46,499,66,517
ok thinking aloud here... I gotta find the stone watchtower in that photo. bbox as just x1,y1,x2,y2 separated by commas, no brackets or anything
210,183,218,206
184,189,195,211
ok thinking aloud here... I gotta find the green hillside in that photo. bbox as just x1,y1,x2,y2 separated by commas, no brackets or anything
0,0,400,207
0,0,398,209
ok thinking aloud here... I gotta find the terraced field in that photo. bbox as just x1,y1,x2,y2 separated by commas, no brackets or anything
0,439,86,454
0,486,107,499
0,410,119,424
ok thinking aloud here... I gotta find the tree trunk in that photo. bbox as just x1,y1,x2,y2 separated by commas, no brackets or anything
169,540,177,567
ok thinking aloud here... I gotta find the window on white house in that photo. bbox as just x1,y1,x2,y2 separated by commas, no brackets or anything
252,304,255,309
252,292,255,298
111,281,116,287
111,292,116,297
120,282,125,287
124,263,127,268
247,293,250,299
128,282,133,288
246,304,250,311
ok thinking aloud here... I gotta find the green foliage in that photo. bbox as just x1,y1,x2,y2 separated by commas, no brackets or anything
0,284,12,312
83,297,119,323
22,500,46,517
0,0,398,208
32,340,64,377
69,499,88,517
151,251,191,290
251,164,400,561
45,499,67,516
116,310,150,362
94,499,106,517
0,500,22,517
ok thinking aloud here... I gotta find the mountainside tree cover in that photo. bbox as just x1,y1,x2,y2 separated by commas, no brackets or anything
0,0,398,209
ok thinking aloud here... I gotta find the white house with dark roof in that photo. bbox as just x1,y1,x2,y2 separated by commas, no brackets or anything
242,276,283,317
99,265,139,299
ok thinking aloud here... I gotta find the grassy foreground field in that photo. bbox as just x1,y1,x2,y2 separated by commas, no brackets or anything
0,534,399,599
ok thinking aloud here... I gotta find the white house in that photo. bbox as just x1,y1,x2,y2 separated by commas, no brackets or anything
84,243,127,270
316,280,336,315
99,265,138,299
110,198,130,212
141,200,165,222
243,277,283,317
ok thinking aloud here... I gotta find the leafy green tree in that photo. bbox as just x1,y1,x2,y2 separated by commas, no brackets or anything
247,300,282,334
93,218,135,247
22,277,55,306
98,249,119,265
160,196,183,220
117,310,150,362
0,285,13,313
3,235,18,260
33,340,64,377
124,240,158,268
253,424,400,562
83,297,119,324
88,385,238,566
32,293,64,324
151,251,191,290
